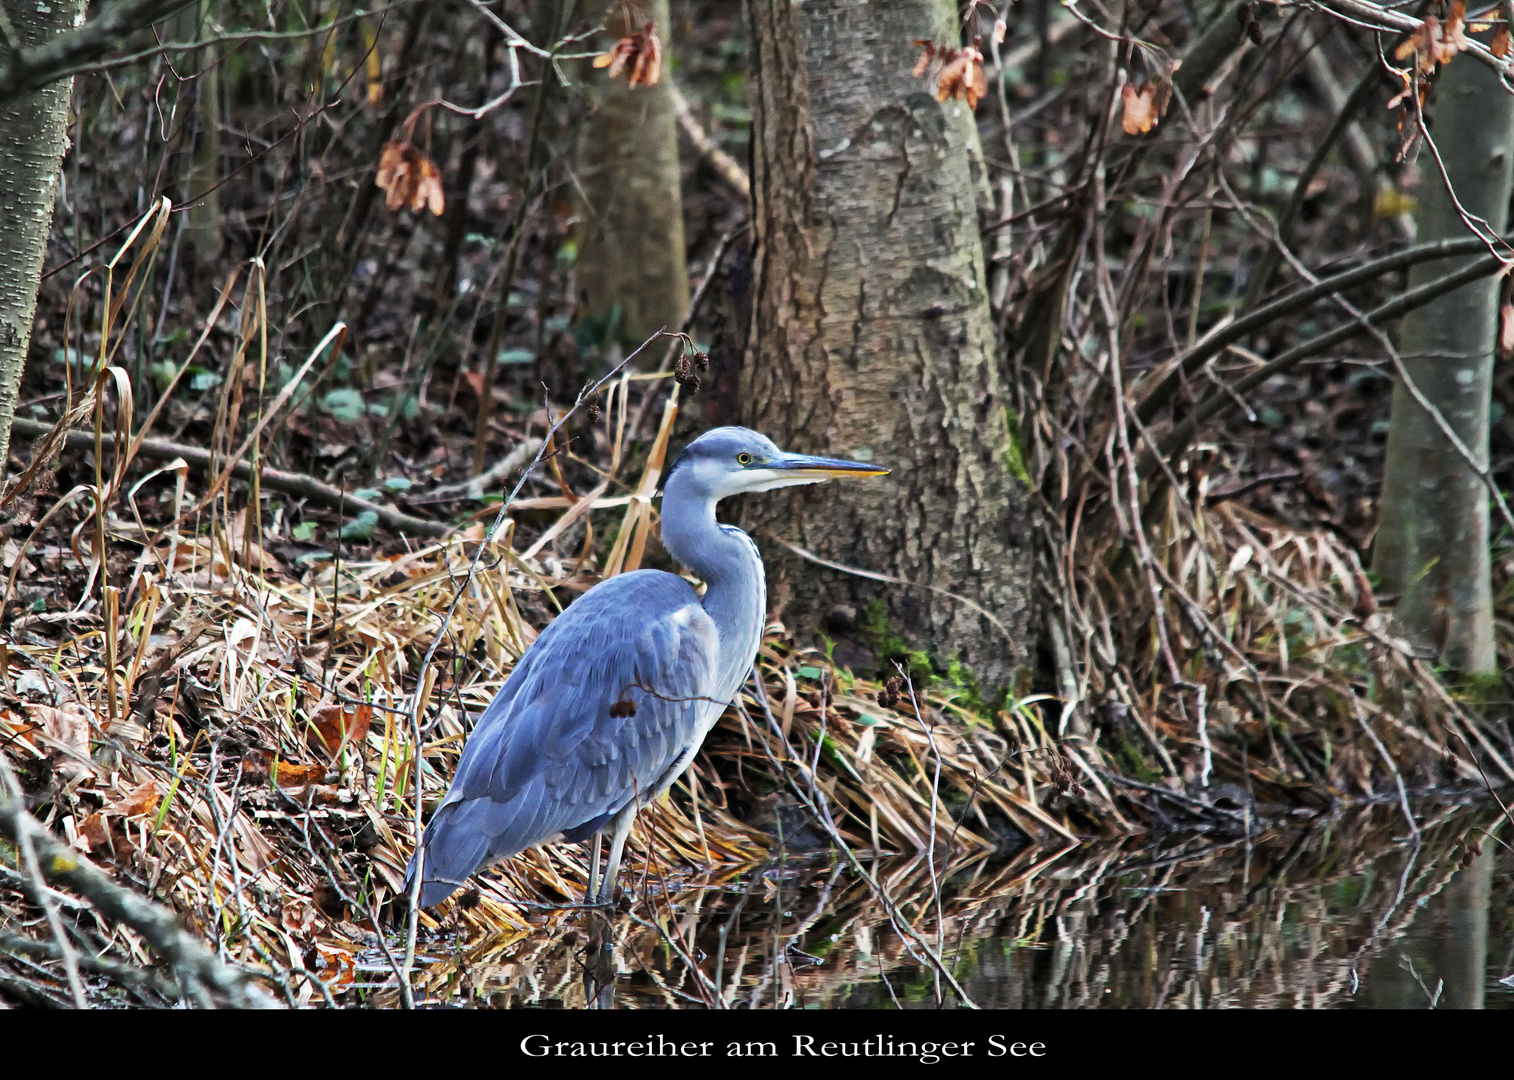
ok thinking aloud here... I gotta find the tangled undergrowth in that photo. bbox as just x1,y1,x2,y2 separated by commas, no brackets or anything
6,0,1514,1010
1,330,1510,1006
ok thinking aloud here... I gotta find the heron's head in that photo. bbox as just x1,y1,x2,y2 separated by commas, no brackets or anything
665,427,888,502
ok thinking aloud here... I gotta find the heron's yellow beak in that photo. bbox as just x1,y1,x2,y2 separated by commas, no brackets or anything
769,453,890,479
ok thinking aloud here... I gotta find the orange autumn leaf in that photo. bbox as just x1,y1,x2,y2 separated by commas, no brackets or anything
1493,25,1512,58
375,141,444,216
104,780,162,819
911,39,938,80
910,40,988,110
76,781,162,853
1437,1,1469,62
594,25,663,87
1395,3,1469,73
1121,82,1159,135
307,701,373,756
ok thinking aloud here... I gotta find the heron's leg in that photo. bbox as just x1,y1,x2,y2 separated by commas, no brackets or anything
585,833,602,904
597,805,638,905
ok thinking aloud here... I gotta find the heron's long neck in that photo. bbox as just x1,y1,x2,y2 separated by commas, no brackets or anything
660,483,766,702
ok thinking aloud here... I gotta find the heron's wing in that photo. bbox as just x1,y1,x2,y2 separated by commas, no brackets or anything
414,570,718,898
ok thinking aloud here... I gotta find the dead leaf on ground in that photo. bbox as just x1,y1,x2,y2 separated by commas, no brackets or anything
375,141,445,216
306,701,373,757
21,702,96,780
226,507,285,574
593,25,662,87
104,779,162,819
75,781,162,853
282,897,317,935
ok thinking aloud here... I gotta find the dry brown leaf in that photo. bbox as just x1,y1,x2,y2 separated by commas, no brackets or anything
22,702,96,780
77,812,114,853
1,539,35,577
281,897,317,935
1121,83,1159,135
912,41,988,110
226,507,285,573
104,779,162,819
272,759,327,787
593,26,663,87
911,39,937,80
375,141,445,216
307,701,373,756
1442,1,1469,55
76,781,162,853
1396,4,1469,73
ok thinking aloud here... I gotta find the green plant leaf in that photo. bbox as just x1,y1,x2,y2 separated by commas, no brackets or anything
338,510,380,540
321,388,366,422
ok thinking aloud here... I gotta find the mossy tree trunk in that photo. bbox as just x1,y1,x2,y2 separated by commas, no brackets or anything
574,0,689,346
0,0,84,469
1373,52,1514,675
736,0,1030,692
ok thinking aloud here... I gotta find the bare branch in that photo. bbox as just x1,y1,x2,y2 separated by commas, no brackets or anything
0,793,280,1008
0,0,198,96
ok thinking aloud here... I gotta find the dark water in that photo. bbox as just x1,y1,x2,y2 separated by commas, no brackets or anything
399,802,1512,1009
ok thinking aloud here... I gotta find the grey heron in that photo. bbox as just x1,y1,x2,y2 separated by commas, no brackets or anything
405,427,888,908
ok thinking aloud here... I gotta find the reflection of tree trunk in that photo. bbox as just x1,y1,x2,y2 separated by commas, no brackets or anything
574,0,688,345
1373,52,1514,674
178,0,222,260
0,0,84,468
1438,845,1492,1009
737,0,1030,691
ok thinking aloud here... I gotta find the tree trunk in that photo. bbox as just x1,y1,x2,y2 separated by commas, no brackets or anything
1373,52,1514,675
574,0,689,346
178,0,222,260
737,0,1030,692
0,0,82,470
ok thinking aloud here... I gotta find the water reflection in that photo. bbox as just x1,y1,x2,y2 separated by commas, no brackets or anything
401,802,1510,1009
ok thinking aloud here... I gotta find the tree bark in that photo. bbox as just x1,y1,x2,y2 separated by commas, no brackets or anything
177,0,221,260
0,0,82,471
574,0,689,346
1373,51,1514,675
737,0,1030,691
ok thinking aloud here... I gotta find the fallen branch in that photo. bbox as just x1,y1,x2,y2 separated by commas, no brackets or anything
0,793,280,1008
8,417,453,538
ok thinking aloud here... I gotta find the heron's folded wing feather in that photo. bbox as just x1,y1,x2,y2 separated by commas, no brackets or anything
417,571,718,887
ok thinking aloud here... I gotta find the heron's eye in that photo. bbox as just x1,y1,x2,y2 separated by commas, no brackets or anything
737,453,752,465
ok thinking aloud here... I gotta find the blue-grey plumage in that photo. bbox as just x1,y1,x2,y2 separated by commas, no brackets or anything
405,427,888,908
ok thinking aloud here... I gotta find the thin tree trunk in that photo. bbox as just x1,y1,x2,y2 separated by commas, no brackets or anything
738,0,1029,691
574,0,689,345
1373,52,1514,675
178,0,221,260
0,0,83,470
